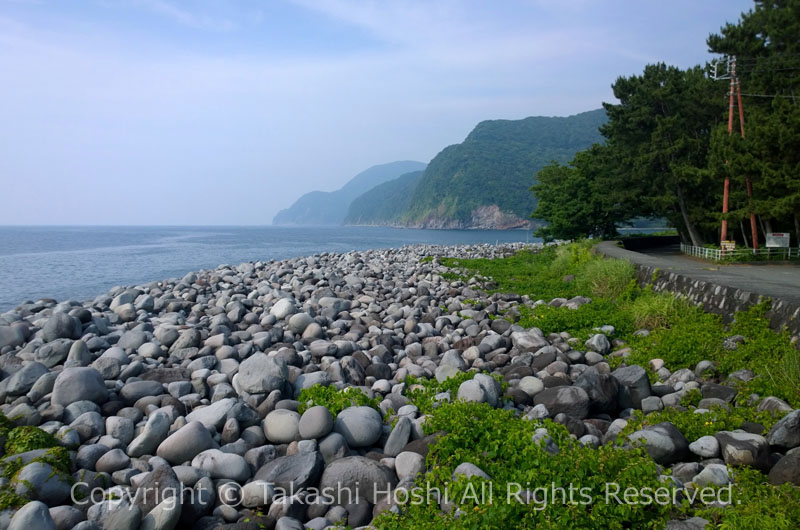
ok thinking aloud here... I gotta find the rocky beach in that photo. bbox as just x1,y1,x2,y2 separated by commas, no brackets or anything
0,242,798,530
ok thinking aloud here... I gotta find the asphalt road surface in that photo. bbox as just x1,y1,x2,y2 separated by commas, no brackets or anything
596,242,800,306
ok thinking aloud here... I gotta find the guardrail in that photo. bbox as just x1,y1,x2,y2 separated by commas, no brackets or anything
680,243,800,261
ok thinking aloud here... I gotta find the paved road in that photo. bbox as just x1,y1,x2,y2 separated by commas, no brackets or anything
596,242,800,306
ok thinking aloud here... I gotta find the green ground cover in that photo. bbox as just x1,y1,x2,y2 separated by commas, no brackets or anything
384,242,800,529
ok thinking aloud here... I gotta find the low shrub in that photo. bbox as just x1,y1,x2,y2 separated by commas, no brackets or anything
296,386,381,416
374,401,673,530
621,405,786,442
519,299,634,340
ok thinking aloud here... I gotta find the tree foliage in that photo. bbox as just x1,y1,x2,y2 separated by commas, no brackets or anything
532,0,800,246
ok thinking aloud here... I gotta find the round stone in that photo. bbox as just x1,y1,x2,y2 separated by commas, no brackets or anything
334,406,382,448
263,409,301,444
298,406,334,440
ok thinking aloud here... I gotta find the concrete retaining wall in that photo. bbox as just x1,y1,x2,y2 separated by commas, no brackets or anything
631,262,800,338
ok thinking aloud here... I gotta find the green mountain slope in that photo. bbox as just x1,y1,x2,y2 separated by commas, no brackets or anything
344,170,424,225
272,160,426,226
401,109,606,228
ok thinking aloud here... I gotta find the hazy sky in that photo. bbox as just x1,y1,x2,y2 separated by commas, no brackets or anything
0,0,753,225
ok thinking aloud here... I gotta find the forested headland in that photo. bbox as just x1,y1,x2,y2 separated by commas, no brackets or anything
532,0,800,247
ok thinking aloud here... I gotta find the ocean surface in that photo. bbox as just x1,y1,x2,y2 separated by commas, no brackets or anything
0,226,540,311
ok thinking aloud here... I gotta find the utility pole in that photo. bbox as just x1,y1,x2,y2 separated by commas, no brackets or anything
712,56,759,250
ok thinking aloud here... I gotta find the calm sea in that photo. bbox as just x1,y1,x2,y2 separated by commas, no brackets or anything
0,226,540,311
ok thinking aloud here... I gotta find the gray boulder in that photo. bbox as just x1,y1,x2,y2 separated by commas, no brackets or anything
237,353,288,395
8,501,55,530
319,456,397,504
298,406,334,440
157,422,214,465
334,407,382,448
612,365,652,409
532,386,590,419
42,313,81,342
585,334,610,355
254,452,324,492
51,367,108,407
767,409,800,450
714,431,770,470
628,422,689,465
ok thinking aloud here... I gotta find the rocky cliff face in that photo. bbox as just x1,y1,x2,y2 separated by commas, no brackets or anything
399,204,533,229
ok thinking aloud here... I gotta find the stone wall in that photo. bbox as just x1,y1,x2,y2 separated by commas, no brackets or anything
631,262,800,338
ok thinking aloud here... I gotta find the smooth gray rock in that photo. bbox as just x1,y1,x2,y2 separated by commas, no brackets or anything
127,410,171,458
3,362,48,397
264,409,301,444
395,451,425,481
574,367,620,414
612,365,652,409
42,313,81,342
689,436,720,458
270,299,296,320
133,465,182,515
628,422,689,465
157,421,214,465
191,449,250,482
585,334,610,355
532,386,590,419
319,456,397,504
237,353,288,395
8,501,56,530
254,452,323,492
767,409,800,450
334,406,382,448
452,462,490,480
51,367,108,407
139,496,182,530
94,448,130,473
693,463,730,487
383,416,411,457
120,380,164,404
298,406,334,440
518,376,544,397
456,379,486,404
0,325,25,349
13,462,71,505
714,431,769,470
185,398,236,431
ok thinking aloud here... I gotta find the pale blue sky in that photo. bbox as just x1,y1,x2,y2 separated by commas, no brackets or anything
0,0,753,225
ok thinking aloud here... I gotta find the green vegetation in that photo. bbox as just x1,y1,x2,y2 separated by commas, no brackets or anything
5,425,60,455
374,402,674,529
439,242,800,406
697,467,800,530
621,405,786,443
345,170,424,225
532,1,800,247
405,372,506,415
375,242,800,529
297,385,381,416
0,414,73,510
342,110,602,227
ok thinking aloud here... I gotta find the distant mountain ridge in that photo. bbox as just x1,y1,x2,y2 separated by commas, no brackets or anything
272,160,427,226
345,109,606,229
343,170,424,226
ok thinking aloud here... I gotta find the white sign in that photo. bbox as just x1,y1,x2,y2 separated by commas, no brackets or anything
766,233,790,248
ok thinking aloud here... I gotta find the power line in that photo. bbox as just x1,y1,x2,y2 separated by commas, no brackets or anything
739,92,797,98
